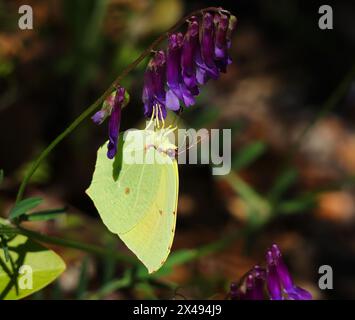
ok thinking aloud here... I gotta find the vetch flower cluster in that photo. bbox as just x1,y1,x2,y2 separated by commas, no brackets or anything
92,8,236,159
229,244,312,300
143,10,237,119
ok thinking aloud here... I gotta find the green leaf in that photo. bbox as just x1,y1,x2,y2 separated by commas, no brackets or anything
268,167,298,202
102,241,117,284
0,234,66,300
9,197,43,220
221,172,271,225
0,236,10,262
277,195,316,215
0,224,17,238
232,141,267,171
135,282,158,300
21,207,66,222
0,169,4,184
76,257,89,300
88,269,132,300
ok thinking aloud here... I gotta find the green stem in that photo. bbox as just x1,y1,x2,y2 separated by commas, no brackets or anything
16,6,225,202
16,227,138,264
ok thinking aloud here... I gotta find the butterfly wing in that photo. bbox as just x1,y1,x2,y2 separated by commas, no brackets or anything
86,131,162,235
120,151,178,273
86,130,179,273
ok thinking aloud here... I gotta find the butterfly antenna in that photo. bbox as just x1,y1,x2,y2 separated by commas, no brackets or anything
177,134,208,156
178,132,189,151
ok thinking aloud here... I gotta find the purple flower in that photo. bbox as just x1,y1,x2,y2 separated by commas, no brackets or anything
195,12,219,85
142,50,167,119
229,244,312,300
140,9,236,119
213,13,231,73
91,94,116,125
166,33,195,111
91,110,107,125
229,282,241,300
107,88,124,159
181,17,200,94
244,266,266,300
266,244,312,300
93,9,237,157
92,86,127,159
266,252,283,300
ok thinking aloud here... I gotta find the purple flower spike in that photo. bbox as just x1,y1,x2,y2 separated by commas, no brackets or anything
107,87,125,159
91,110,106,125
229,243,312,300
91,93,116,125
142,50,167,119
245,267,265,300
271,244,294,290
229,282,240,300
201,13,219,73
252,266,266,300
92,86,128,159
166,33,195,111
139,9,236,119
270,244,312,300
181,17,200,94
195,12,219,85
266,250,283,300
287,286,313,300
244,274,256,300
214,13,230,73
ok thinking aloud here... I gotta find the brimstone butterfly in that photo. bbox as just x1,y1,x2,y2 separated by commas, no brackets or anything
86,126,179,273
